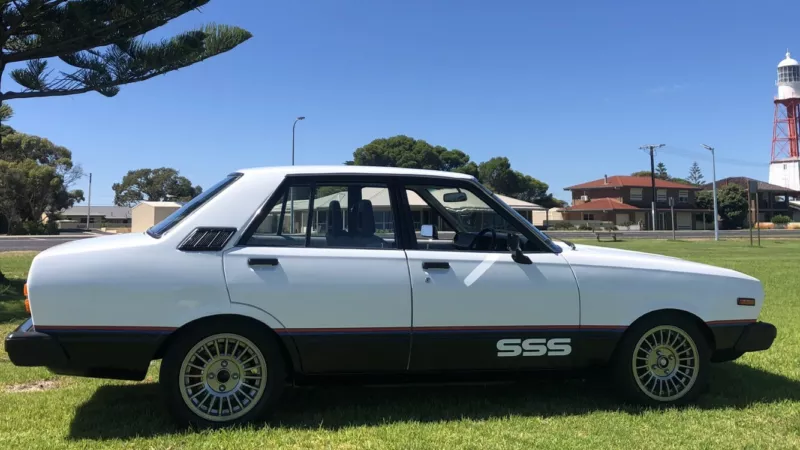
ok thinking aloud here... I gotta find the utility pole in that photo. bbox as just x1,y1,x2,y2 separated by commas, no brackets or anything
701,144,719,241
639,144,665,231
85,173,92,231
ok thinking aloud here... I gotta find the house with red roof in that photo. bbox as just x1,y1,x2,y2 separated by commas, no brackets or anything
563,175,713,230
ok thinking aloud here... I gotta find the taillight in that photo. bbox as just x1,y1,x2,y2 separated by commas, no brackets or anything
23,283,30,314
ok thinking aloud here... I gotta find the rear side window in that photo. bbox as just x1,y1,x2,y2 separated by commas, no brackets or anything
147,173,241,238
244,182,399,249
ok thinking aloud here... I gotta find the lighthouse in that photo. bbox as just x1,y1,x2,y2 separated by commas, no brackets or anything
769,50,800,191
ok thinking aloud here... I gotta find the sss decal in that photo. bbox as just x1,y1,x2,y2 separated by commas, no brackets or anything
496,338,572,357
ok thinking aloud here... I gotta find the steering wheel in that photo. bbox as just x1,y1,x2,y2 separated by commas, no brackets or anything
470,227,497,251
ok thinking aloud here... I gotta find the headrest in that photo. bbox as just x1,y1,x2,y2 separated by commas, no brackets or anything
327,201,342,235
355,199,375,235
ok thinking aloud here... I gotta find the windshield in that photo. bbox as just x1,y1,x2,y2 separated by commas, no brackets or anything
147,173,241,238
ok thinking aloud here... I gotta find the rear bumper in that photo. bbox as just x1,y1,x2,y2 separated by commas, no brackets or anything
4,318,165,381
734,321,777,353
5,318,69,367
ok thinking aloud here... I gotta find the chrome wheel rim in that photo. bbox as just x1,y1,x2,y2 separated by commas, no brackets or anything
179,333,268,422
632,325,699,402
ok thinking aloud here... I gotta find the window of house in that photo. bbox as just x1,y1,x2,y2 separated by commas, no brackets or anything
582,213,595,221
678,190,689,203
630,188,643,201
245,183,398,249
657,189,667,202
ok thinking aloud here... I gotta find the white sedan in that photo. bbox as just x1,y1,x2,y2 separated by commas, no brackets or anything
5,166,776,428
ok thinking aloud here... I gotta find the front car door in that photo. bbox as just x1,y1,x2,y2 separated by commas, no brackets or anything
398,178,581,371
223,175,412,374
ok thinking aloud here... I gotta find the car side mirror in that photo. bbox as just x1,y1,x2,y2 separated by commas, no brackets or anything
420,224,438,239
507,233,532,265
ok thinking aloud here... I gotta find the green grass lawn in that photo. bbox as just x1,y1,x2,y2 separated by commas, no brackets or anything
1,241,799,449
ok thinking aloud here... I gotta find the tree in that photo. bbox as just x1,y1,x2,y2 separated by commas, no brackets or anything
695,190,713,210
687,161,704,185
0,1,251,103
669,177,694,185
112,167,201,207
716,184,748,229
0,123,84,232
352,135,476,173
655,162,669,180
351,136,561,207
630,170,653,178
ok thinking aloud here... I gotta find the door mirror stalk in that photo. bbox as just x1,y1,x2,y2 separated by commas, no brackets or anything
507,233,532,265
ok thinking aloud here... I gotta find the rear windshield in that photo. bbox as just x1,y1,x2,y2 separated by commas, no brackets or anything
146,173,242,238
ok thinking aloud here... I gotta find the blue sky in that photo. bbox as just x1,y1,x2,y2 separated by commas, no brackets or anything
4,0,798,204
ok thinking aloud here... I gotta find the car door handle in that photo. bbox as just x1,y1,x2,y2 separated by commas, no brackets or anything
422,261,450,270
248,258,279,266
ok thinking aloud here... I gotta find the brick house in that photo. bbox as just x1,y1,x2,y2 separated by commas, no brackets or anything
701,177,800,223
563,175,712,230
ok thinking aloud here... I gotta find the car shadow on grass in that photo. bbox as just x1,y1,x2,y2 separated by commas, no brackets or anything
67,361,800,441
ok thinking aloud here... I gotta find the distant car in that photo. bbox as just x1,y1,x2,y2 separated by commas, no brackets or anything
5,166,776,428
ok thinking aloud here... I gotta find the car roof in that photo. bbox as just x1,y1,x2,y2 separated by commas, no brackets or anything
234,165,476,180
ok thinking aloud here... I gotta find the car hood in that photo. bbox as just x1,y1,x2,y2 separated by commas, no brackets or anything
554,241,758,281
35,232,156,258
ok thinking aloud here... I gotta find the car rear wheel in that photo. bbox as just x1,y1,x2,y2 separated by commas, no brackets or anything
160,320,286,428
613,313,710,405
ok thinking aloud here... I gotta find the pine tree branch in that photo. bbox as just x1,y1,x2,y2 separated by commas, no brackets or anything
3,0,207,63
2,23,250,100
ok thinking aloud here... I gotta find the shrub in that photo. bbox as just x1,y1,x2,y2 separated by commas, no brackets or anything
550,222,575,230
621,221,635,227
771,215,791,225
577,223,593,231
9,220,59,235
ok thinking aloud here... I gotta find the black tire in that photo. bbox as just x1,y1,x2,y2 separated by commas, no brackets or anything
159,318,286,428
612,312,710,406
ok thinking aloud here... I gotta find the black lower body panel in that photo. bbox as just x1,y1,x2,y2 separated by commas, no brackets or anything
710,321,777,362
4,319,167,381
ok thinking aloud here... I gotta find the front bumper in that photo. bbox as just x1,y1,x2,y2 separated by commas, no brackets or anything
734,321,777,353
4,318,69,367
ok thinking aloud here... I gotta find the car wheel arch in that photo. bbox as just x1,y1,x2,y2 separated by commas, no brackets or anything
616,308,716,357
152,314,300,377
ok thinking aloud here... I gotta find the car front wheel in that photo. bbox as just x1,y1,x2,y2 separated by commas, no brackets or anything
160,320,286,428
613,313,710,405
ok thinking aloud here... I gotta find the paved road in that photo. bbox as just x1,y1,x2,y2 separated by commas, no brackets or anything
0,233,97,252
545,229,800,240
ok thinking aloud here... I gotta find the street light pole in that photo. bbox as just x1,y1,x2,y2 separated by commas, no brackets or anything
85,172,92,231
702,144,719,241
290,116,305,234
639,144,665,231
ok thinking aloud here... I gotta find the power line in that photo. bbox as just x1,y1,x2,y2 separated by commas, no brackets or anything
659,145,765,167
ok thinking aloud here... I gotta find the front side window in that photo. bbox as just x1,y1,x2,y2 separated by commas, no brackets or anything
407,184,539,252
657,189,667,202
147,173,241,238
678,190,689,203
630,188,643,201
582,213,594,221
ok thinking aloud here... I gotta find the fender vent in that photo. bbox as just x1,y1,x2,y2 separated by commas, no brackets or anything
178,227,236,252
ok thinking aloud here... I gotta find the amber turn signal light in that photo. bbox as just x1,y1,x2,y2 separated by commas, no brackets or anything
737,298,756,306
23,283,28,297
24,298,31,314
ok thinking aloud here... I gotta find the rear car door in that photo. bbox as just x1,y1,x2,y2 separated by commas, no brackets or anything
223,175,412,374
399,179,581,371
